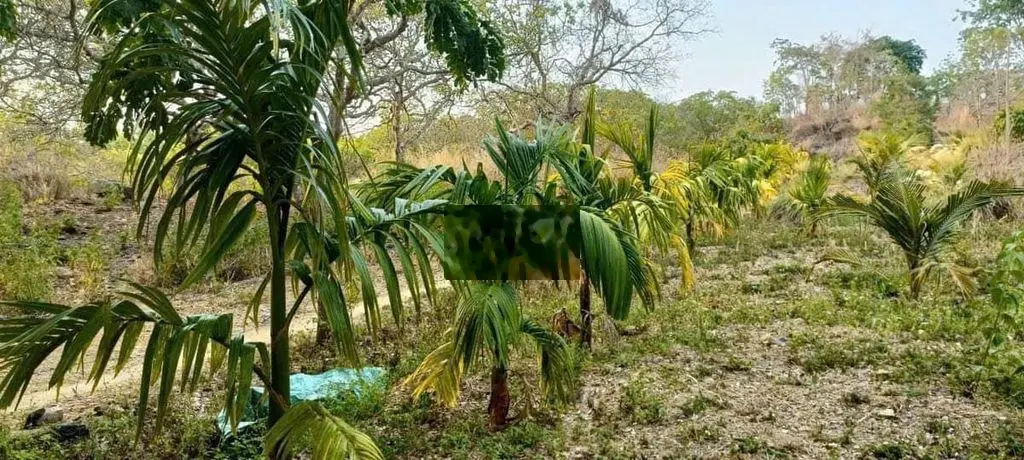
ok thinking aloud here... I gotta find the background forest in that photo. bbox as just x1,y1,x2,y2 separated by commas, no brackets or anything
1,0,1024,458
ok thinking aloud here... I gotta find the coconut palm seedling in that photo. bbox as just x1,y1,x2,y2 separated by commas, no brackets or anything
772,154,831,234
827,171,1024,299
0,0,504,456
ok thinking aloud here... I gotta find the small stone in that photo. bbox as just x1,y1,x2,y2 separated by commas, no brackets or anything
55,266,73,279
24,405,63,429
875,408,897,419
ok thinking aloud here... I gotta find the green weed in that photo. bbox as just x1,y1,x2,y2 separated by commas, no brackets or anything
619,377,666,424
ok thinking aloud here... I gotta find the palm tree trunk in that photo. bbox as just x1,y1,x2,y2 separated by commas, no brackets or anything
908,258,922,300
488,365,510,430
685,216,696,254
579,272,592,350
315,303,332,345
268,204,291,428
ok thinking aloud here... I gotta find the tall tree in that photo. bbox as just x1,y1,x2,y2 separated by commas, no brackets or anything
0,0,101,132
960,1,1024,146
325,7,457,162
481,0,711,122
871,36,927,74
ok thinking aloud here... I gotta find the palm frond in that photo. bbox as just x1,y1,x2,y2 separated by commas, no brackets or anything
0,285,255,440
403,341,463,406
264,401,383,460
578,211,634,320
519,319,577,404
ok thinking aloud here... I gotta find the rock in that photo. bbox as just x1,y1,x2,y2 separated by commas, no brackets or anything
55,266,74,280
52,422,89,444
874,408,897,419
24,406,63,429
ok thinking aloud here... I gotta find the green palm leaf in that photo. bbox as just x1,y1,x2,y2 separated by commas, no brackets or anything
264,401,384,460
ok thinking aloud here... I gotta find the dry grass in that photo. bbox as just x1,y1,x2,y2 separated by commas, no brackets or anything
969,143,1024,185
407,145,501,178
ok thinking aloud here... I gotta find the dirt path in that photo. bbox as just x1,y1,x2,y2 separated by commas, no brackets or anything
9,278,444,420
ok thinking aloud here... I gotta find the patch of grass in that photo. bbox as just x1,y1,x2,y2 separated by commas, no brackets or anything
730,436,790,458
676,423,722,443
1,399,221,459
322,376,389,421
67,235,112,300
789,335,889,374
619,377,666,424
0,180,57,302
866,441,914,459
723,355,753,372
679,393,724,417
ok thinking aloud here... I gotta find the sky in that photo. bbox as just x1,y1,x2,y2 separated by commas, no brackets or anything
656,0,969,102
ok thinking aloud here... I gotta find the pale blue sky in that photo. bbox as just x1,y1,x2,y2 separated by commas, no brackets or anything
657,0,968,102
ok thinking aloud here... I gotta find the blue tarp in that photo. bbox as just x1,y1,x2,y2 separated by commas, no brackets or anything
216,367,386,436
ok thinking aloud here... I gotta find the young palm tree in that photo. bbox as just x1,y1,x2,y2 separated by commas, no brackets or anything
827,171,1024,299
404,283,576,430
772,154,832,234
850,132,927,194
359,117,642,422
0,0,503,456
556,94,674,346
362,115,657,350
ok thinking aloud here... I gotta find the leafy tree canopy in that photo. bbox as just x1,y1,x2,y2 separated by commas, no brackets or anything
961,0,1024,27
664,90,784,150
82,0,506,147
871,36,927,74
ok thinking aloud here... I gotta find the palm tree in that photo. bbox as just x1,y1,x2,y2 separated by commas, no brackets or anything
283,196,450,346
850,132,926,194
359,117,640,422
0,0,503,456
404,283,576,430
827,171,1024,299
772,154,831,234
361,114,656,350
557,94,674,345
